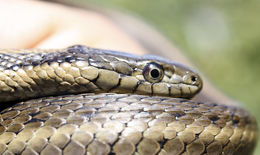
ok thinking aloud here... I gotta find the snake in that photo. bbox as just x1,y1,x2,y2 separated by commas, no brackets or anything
0,45,257,155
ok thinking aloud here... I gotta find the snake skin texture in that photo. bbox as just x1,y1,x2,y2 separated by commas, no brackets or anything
0,45,202,102
0,93,257,155
0,45,257,155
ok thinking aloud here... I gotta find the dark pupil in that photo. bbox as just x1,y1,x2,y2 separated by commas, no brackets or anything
150,69,160,78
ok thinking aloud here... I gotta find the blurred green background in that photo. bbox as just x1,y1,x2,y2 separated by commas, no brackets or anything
77,0,260,154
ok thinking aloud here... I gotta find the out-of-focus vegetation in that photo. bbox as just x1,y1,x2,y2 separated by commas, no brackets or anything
79,0,260,154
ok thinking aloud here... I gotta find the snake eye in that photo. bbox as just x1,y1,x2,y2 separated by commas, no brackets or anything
143,62,164,83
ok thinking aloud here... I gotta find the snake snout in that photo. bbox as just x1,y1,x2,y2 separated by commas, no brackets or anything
183,72,203,94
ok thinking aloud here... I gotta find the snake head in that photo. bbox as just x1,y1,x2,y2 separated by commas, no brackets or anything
132,55,203,99
66,45,202,99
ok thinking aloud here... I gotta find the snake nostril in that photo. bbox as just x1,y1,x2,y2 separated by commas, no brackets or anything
191,75,197,83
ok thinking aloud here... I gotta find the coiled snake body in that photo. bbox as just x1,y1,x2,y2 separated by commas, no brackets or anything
0,45,257,155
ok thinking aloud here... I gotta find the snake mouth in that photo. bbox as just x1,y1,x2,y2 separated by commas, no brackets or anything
163,72,203,98
169,83,202,98
150,82,202,99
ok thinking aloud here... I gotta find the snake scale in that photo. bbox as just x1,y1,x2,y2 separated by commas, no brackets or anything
0,45,257,155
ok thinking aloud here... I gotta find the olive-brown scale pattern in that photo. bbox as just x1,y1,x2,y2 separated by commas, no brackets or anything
0,45,257,155
0,45,202,102
0,93,257,155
